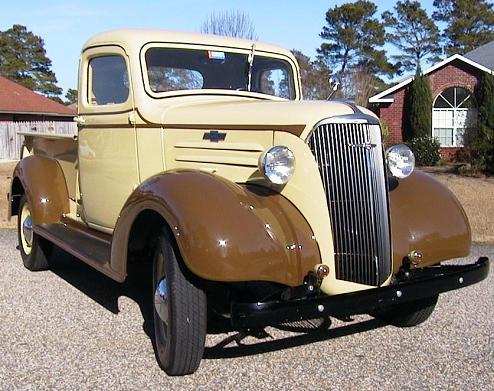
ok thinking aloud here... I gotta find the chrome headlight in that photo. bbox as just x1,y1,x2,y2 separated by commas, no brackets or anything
259,146,295,185
386,144,415,178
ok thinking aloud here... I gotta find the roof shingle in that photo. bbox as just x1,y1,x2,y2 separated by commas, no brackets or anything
464,41,494,71
0,76,75,116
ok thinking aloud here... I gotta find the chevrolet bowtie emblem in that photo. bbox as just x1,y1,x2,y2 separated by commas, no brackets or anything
348,142,377,150
203,130,226,142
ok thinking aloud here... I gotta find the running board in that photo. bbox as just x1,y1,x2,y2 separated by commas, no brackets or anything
34,222,123,281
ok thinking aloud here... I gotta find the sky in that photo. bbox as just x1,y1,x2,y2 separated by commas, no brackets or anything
1,0,435,95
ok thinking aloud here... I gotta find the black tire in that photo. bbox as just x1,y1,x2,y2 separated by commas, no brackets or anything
153,227,207,376
17,195,53,271
373,295,439,327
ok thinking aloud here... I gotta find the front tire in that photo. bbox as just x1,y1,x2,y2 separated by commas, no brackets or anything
17,195,52,271
153,227,207,376
373,295,439,327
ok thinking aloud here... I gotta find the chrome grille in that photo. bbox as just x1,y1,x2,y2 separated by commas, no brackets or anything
308,122,391,286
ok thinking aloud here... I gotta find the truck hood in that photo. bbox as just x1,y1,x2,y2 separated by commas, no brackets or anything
137,96,363,137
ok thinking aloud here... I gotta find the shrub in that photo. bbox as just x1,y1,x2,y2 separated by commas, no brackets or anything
407,136,441,166
451,147,472,163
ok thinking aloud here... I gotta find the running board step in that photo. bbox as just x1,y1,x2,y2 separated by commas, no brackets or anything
34,222,121,281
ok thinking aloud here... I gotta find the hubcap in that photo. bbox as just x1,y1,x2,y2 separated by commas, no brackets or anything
20,203,33,255
154,277,168,324
22,215,33,246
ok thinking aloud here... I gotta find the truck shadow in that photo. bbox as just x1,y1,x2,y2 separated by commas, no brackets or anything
203,318,384,359
47,247,387,361
48,247,155,338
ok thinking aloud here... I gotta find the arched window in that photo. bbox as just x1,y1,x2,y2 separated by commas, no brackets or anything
432,87,477,147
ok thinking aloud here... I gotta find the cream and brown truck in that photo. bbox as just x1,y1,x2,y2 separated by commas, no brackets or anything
9,29,489,376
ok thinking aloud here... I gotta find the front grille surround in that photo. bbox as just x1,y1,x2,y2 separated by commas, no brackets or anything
307,120,391,286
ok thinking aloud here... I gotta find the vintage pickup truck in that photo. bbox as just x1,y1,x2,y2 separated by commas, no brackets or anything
9,29,489,376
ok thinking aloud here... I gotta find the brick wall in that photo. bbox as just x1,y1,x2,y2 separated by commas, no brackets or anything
440,147,462,161
428,62,481,98
376,89,406,145
375,59,484,159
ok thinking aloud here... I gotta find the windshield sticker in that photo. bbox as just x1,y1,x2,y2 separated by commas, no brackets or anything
207,51,226,61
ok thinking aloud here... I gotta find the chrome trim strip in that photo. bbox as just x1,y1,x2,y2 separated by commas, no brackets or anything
321,113,381,125
306,113,381,142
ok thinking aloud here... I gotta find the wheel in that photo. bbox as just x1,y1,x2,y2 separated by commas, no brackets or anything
373,295,439,327
17,195,53,271
153,227,207,376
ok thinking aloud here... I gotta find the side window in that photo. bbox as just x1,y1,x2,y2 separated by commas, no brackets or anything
258,68,291,99
251,57,294,99
88,55,129,105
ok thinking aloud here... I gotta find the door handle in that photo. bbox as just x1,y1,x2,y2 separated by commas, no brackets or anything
74,116,86,125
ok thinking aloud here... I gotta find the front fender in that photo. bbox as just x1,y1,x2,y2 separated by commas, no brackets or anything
112,171,321,286
390,170,471,272
11,156,69,224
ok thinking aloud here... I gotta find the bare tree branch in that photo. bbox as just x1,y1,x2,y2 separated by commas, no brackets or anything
201,10,258,40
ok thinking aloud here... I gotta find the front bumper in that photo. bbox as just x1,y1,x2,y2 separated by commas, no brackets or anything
231,257,489,328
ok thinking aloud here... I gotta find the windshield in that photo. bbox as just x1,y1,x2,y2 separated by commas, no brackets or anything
144,47,296,100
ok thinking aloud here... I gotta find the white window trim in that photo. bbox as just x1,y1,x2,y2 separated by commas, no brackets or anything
432,87,477,148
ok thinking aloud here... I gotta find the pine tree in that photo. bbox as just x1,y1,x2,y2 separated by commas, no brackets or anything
478,74,494,130
404,71,441,165
433,0,494,55
383,0,442,72
317,0,396,99
65,88,78,105
471,73,494,173
0,24,62,98
291,50,331,100
405,70,433,140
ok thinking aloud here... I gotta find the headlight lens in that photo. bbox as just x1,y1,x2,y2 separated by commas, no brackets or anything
260,146,295,184
386,144,415,178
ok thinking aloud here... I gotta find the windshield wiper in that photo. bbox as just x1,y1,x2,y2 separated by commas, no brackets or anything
247,43,256,92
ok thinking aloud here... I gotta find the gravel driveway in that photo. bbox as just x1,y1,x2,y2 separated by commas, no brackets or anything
0,229,492,391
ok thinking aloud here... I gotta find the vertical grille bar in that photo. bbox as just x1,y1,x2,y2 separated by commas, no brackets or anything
308,122,391,286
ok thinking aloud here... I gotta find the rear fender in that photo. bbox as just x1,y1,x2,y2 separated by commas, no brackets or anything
112,171,321,286
390,170,471,272
10,156,70,224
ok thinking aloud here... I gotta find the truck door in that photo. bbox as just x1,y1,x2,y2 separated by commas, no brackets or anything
77,46,139,231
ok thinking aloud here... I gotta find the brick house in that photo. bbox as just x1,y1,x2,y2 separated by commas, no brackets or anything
369,43,494,160
0,76,75,122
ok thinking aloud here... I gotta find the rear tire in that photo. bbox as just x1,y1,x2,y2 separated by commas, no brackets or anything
153,227,207,376
17,195,52,271
373,295,439,327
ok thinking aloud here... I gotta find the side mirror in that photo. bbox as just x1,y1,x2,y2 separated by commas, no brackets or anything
327,76,341,100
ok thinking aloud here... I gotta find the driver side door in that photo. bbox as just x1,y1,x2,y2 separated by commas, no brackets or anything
77,45,139,232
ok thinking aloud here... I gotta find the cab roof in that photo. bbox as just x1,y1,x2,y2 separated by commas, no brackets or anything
83,29,295,59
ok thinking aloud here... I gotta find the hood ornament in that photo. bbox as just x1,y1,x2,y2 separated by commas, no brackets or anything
327,76,341,100
348,142,377,150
